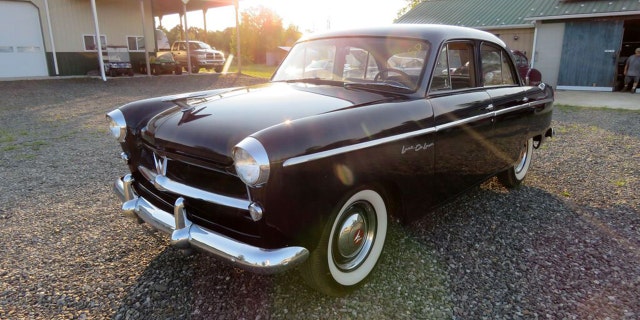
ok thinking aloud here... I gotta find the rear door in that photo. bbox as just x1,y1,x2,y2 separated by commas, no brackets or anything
480,42,528,173
430,41,495,198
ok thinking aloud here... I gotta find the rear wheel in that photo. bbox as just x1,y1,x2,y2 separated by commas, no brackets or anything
498,138,533,188
190,61,200,73
300,188,388,296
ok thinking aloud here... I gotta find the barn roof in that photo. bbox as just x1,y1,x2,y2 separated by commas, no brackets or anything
395,0,640,29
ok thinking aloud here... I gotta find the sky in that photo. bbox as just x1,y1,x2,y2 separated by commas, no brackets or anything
157,0,408,34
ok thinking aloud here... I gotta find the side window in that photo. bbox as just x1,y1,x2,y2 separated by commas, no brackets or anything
344,48,377,80
514,53,528,68
430,42,476,92
481,44,517,86
83,34,106,51
127,36,145,52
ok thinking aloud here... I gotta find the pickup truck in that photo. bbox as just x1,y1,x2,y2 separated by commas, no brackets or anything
171,40,225,73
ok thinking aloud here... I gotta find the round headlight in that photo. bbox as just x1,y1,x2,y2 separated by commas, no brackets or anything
232,137,270,187
106,109,127,142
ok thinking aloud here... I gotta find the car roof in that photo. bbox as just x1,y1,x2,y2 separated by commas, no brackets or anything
298,24,506,49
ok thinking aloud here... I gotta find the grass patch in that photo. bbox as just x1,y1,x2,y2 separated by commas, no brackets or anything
613,179,627,187
0,130,15,143
24,140,48,151
227,64,277,79
555,104,640,113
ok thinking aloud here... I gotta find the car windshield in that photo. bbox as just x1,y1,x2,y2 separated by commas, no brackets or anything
190,42,211,50
105,47,131,62
155,52,174,62
272,36,430,92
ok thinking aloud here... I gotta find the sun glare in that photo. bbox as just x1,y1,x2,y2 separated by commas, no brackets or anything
160,0,405,34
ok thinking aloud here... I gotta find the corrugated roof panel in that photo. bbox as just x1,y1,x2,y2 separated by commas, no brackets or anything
530,0,640,19
396,0,640,27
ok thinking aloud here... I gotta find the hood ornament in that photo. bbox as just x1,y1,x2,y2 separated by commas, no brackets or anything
153,153,168,176
174,98,195,112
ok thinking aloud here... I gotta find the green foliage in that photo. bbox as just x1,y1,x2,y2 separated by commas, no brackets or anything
396,0,423,20
231,6,302,64
228,64,277,79
158,6,302,65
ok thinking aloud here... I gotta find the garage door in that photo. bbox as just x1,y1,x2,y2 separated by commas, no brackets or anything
557,20,623,89
0,1,48,78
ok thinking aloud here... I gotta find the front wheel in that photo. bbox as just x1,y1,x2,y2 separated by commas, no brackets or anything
498,138,533,188
300,189,388,296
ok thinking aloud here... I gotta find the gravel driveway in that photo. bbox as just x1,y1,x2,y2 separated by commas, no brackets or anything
1,75,638,319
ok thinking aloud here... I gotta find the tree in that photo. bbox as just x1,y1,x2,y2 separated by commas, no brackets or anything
230,5,301,64
396,0,423,20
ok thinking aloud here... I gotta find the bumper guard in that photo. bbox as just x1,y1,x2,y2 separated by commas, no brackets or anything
113,174,309,274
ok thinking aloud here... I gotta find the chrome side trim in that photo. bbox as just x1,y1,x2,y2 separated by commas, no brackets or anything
283,100,542,167
283,127,437,167
138,165,250,211
113,176,309,274
494,101,531,116
433,112,494,131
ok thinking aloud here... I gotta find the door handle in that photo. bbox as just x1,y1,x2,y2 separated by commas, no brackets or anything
484,104,495,111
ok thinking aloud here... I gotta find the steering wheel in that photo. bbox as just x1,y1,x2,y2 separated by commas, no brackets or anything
373,68,412,87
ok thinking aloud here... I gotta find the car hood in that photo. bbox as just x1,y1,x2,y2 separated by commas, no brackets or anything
141,82,392,165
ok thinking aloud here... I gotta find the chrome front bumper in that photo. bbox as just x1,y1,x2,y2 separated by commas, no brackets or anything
113,174,309,274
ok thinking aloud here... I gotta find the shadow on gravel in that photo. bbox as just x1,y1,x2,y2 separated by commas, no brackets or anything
409,181,640,319
114,220,454,319
112,178,639,319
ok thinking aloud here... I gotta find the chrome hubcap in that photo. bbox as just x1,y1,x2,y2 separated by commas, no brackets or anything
515,141,529,174
333,201,376,272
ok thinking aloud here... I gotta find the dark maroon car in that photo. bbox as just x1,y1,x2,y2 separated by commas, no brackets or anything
107,25,554,296
512,50,542,86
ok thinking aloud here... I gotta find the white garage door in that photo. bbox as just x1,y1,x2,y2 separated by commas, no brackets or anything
0,1,48,78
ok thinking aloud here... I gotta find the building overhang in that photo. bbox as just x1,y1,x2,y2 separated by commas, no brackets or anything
525,11,640,22
475,24,535,31
151,0,236,17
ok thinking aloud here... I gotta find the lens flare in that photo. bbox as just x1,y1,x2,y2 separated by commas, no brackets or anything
334,164,354,186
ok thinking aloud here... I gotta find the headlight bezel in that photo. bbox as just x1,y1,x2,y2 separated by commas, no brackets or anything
232,137,270,187
106,109,127,143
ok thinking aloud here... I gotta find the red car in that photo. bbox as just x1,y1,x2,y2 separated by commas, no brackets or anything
512,50,542,86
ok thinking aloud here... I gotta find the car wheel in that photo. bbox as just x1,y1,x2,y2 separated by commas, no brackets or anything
300,188,388,296
174,66,183,75
190,62,200,73
214,66,223,73
498,137,533,188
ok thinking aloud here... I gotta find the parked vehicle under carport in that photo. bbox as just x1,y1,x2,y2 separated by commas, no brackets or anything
103,45,134,77
141,52,183,75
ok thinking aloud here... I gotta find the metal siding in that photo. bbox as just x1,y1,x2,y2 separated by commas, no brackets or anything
534,22,565,87
494,28,534,58
558,20,623,87
47,0,153,52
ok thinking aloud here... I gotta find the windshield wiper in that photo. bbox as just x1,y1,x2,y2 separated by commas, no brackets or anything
278,78,345,86
344,82,413,94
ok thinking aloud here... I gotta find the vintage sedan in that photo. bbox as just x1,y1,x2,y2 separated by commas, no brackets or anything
106,25,554,296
